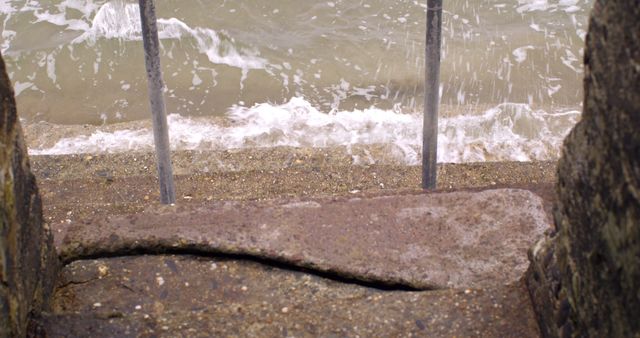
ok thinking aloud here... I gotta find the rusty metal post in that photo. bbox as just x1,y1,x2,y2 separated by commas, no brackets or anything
138,0,176,204
422,0,442,190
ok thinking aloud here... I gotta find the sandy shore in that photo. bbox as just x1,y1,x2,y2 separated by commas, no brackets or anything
28,146,557,225
30,145,557,184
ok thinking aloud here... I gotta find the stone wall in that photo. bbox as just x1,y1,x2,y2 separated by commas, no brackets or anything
527,0,640,337
0,52,58,337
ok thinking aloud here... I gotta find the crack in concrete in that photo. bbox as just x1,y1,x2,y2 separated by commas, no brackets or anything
59,250,427,292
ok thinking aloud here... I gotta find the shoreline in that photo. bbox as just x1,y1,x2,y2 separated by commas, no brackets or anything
29,146,558,226
29,146,558,183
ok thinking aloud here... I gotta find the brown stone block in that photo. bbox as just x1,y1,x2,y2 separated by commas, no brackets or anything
527,1,640,336
0,51,58,338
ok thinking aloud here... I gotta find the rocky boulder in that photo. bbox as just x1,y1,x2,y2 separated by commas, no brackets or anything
527,1,640,337
0,52,58,337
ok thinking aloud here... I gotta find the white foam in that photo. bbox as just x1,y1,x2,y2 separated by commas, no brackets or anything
439,103,579,162
513,46,535,63
75,1,140,41
72,2,267,71
14,81,33,96
0,0,15,15
29,97,580,164
516,0,586,13
517,0,553,13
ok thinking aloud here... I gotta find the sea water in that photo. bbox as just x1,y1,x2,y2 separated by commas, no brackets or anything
0,0,591,163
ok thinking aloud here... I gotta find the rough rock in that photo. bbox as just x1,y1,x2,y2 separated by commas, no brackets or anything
526,1,640,337
0,52,58,337
45,255,540,338
58,188,550,290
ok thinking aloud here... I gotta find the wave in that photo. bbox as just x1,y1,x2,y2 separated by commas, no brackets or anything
32,1,269,71
28,97,580,164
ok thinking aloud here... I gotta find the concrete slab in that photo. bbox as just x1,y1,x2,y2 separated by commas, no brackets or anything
58,189,550,289
45,255,540,338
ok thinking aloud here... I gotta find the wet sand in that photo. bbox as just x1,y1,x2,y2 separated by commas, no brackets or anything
29,146,557,225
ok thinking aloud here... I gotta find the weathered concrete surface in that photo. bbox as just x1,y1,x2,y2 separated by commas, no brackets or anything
527,1,640,337
44,255,540,337
58,188,550,290
0,52,57,337
27,151,556,336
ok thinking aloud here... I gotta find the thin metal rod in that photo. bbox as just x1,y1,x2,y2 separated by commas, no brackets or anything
422,0,442,190
138,0,176,204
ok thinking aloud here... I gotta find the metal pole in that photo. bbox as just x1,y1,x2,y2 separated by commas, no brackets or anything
422,0,442,190
138,0,176,204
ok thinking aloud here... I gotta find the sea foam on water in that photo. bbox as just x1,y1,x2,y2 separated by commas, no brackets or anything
2,0,590,163
29,97,580,164
74,1,267,71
